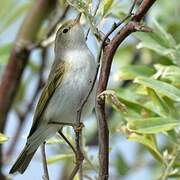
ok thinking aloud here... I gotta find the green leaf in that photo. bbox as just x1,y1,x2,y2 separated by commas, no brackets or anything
134,77,180,102
0,1,30,34
163,97,180,119
168,173,180,178
110,3,127,19
147,88,169,117
136,32,167,54
154,64,180,88
0,0,16,18
115,153,129,176
0,133,8,144
113,44,133,65
128,133,163,162
127,117,179,134
47,154,73,164
116,88,157,116
118,65,155,80
153,19,176,47
101,0,113,16
167,129,179,144
135,20,180,66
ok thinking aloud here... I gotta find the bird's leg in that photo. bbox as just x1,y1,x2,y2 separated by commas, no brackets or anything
73,122,84,132
41,142,50,180
74,123,84,164
68,123,84,180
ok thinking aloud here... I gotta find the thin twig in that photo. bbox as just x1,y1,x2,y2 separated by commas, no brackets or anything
159,147,180,180
41,142,50,180
85,0,101,40
68,129,84,180
69,161,81,180
58,130,76,154
84,153,98,173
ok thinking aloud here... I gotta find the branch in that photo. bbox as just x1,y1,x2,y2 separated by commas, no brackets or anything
96,0,156,179
159,147,180,180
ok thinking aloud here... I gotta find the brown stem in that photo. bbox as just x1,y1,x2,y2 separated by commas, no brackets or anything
68,127,84,180
96,0,156,179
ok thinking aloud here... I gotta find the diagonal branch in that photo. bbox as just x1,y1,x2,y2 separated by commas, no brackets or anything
96,0,156,179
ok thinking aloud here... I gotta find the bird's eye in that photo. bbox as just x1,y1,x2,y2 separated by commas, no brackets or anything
62,28,69,33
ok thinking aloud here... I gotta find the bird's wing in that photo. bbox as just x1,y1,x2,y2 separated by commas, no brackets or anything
28,60,65,138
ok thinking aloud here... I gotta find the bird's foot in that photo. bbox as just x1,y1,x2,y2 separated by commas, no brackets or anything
75,149,84,163
73,123,84,133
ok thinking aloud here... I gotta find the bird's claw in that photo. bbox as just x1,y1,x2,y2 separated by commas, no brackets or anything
73,123,84,133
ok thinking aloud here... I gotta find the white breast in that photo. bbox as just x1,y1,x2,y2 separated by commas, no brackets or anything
44,48,96,125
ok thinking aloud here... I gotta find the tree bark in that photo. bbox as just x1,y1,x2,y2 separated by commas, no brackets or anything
96,0,156,179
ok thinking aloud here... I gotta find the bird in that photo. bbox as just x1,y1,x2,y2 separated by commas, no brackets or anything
9,14,96,174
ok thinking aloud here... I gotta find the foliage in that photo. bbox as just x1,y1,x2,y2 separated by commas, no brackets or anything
0,0,30,65
107,0,180,179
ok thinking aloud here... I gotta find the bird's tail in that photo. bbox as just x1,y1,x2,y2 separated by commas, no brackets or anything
9,143,37,174
9,125,58,174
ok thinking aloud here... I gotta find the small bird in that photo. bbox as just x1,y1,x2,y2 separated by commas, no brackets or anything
9,15,96,174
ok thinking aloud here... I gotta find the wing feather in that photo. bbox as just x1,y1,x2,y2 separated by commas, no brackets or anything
28,60,65,137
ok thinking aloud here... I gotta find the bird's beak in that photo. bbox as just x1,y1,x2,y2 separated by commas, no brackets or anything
74,13,81,24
